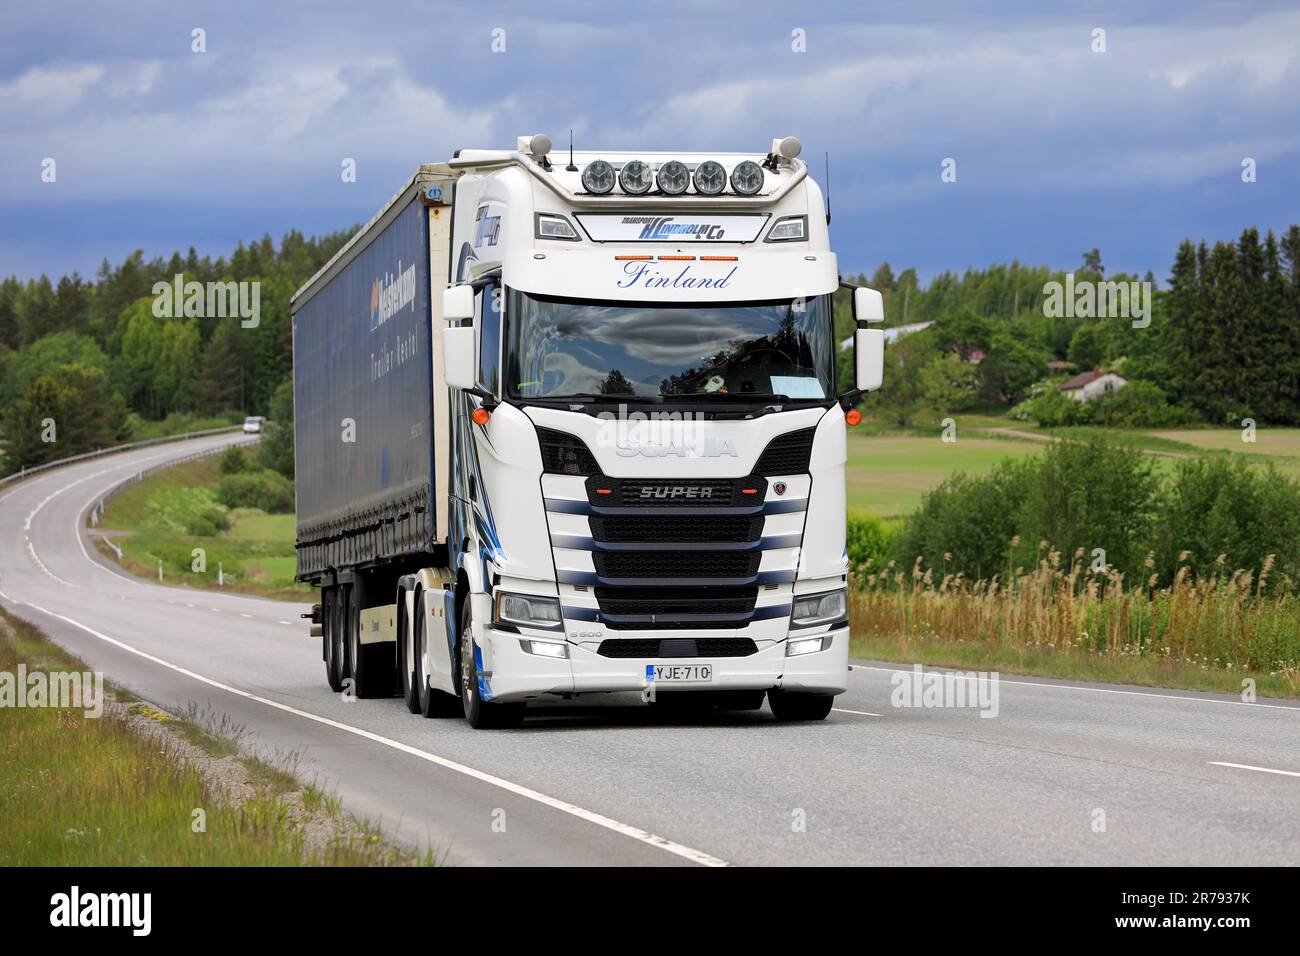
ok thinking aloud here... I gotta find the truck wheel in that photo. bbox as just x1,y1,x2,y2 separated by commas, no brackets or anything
415,592,460,718
767,689,834,722
324,587,345,692
347,585,395,699
459,600,524,729
397,591,420,713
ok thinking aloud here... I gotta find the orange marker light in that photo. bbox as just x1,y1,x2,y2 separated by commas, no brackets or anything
615,255,653,261
471,406,491,426
845,408,862,426
700,255,738,261
595,488,612,495
657,255,696,261
741,488,759,495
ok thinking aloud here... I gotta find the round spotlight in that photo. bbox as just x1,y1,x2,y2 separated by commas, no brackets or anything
619,160,653,195
529,133,552,158
581,159,615,195
693,160,726,196
730,160,765,195
656,160,689,195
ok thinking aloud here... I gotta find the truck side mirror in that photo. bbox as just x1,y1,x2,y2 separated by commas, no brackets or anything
442,326,476,391
443,285,475,321
852,287,885,324
855,327,884,392
852,287,884,392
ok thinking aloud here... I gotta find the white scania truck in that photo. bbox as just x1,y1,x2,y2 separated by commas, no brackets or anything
291,134,885,728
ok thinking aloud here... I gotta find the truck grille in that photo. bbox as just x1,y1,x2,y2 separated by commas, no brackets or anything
596,638,759,658
593,551,760,580
538,428,601,476
591,515,762,544
595,586,758,616
586,476,766,508
754,428,815,475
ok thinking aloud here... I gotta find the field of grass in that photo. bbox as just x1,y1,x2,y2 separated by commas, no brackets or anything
0,608,420,865
94,454,311,601
846,432,1042,518
846,418,1300,518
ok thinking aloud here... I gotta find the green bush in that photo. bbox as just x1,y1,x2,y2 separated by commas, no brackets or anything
846,513,895,570
1154,457,1300,591
185,515,219,537
1015,380,1195,428
219,446,250,474
891,439,1159,581
216,470,294,514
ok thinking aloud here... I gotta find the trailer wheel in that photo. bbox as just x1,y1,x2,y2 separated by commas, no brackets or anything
323,587,344,692
414,591,460,718
459,600,524,729
397,590,420,713
347,585,395,699
767,689,834,722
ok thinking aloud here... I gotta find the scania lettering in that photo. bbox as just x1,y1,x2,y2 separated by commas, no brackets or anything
290,133,886,728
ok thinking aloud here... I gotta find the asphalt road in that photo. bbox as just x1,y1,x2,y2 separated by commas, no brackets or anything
1,434,1297,866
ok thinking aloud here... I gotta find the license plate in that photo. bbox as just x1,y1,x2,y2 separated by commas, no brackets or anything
646,664,713,683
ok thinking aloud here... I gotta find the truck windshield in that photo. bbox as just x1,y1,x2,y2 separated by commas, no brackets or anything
505,290,835,402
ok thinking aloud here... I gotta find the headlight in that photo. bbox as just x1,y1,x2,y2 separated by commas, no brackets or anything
692,160,726,196
791,589,846,626
765,215,807,242
522,639,568,659
729,160,765,195
495,592,563,629
619,160,654,195
535,213,580,240
581,159,615,194
787,635,831,657
656,160,690,195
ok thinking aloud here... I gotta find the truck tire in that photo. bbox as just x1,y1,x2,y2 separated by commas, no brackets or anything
397,591,420,713
324,587,345,692
414,591,461,718
459,600,524,729
767,689,834,722
346,584,395,699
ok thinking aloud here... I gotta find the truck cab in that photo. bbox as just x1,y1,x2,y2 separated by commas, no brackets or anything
437,136,883,725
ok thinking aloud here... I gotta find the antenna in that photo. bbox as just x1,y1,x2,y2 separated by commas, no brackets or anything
566,129,577,172
824,151,831,225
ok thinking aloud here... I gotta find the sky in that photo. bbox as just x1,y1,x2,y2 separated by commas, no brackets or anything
2,1,1298,285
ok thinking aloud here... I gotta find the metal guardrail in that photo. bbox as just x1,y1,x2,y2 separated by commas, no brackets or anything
0,424,245,488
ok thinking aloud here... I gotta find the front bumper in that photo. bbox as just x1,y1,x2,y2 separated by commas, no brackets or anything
481,625,849,703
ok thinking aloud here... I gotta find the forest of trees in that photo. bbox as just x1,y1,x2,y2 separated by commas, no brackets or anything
0,229,352,472
4,221,1299,473
839,225,1300,428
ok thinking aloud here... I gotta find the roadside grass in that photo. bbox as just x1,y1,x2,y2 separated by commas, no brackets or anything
93,454,311,602
0,608,428,866
847,560,1300,699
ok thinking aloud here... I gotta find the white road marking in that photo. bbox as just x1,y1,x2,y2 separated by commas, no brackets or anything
14,598,729,868
852,664,1300,713
833,707,882,717
1208,761,1300,779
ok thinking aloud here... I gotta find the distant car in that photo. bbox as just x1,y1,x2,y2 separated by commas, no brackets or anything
242,416,265,434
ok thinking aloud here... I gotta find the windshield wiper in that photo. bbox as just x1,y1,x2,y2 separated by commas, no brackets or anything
661,392,793,403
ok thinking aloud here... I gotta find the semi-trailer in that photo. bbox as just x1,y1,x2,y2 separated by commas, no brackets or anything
290,134,885,728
